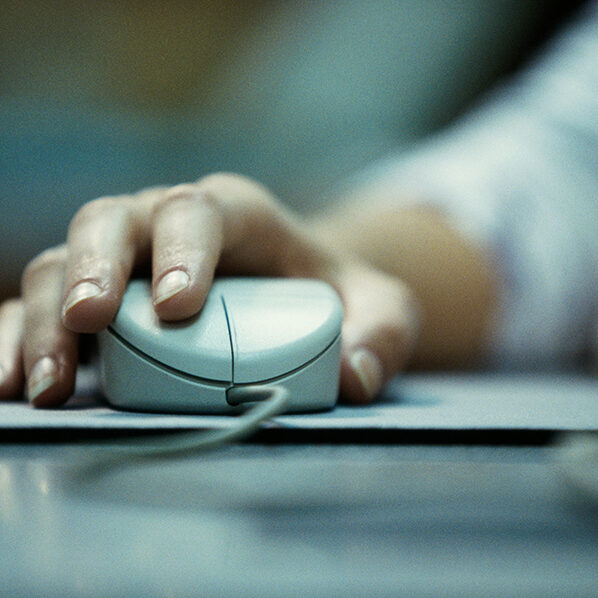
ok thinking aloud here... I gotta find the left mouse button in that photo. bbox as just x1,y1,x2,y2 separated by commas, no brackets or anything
110,280,232,381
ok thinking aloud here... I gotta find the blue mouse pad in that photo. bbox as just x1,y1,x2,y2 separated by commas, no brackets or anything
1,368,597,432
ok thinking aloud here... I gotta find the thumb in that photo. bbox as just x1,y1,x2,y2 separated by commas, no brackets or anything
335,265,420,404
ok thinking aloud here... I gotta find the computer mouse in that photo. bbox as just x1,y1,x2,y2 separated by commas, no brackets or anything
97,277,343,414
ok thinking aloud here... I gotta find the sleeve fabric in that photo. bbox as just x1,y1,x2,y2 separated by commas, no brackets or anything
356,2,598,370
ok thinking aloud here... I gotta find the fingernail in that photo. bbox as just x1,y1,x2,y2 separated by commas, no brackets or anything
28,357,58,404
63,281,103,316
350,348,383,400
154,270,190,305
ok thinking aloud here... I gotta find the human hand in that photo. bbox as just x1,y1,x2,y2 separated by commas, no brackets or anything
0,173,419,407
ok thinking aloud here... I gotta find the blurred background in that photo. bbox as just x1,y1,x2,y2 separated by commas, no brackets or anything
0,0,578,299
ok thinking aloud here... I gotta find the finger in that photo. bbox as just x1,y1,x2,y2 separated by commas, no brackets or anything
0,299,25,399
150,184,224,321
334,264,420,404
22,246,78,407
61,189,160,333
60,175,289,329
199,173,302,276
149,174,305,321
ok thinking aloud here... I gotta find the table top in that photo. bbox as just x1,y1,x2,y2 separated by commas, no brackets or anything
2,438,598,598
2,373,598,597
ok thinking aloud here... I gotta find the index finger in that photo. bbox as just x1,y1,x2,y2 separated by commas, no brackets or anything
60,189,159,333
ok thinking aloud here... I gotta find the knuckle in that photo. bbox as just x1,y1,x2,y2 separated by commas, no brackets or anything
164,183,199,204
0,297,23,320
69,196,124,234
23,245,67,283
201,172,273,207
197,171,240,188
72,196,118,222
154,183,219,216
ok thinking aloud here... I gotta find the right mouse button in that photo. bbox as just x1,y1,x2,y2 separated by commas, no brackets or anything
221,278,343,384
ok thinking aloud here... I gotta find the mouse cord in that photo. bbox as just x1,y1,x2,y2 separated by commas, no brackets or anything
96,385,290,458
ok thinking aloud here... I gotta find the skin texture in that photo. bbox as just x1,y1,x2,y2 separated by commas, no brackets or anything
310,202,498,370
0,172,497,407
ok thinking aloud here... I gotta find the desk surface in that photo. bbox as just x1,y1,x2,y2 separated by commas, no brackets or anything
2,374,598,596
2,440,598,598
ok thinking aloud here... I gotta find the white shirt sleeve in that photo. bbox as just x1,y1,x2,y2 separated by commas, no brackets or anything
356,2,598,369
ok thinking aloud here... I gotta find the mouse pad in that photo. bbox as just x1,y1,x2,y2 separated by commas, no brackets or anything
1,369,597,432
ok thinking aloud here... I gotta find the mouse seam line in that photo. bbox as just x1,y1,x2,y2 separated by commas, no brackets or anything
105,326,232,387
230,333,341,387
104,327,340,387
220,294,236,385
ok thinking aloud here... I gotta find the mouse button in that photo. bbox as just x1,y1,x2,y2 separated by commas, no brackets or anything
222,279,343,383
111,280,232,381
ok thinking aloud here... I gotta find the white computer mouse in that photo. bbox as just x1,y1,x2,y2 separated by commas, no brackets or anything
97,277,343,413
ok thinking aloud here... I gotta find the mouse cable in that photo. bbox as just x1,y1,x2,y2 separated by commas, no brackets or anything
94,385,290,458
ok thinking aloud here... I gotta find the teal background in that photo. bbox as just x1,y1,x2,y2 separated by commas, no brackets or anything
0,1,573,296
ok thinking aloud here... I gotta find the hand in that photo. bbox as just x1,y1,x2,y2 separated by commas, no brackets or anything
0,173,419,407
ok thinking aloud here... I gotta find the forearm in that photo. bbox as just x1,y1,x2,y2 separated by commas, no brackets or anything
311,202,498,369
